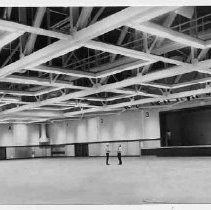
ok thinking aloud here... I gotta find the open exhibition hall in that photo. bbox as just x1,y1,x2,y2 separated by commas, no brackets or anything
0,5,210,204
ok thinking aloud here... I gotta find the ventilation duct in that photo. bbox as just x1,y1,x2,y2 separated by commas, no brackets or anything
39,123,49,144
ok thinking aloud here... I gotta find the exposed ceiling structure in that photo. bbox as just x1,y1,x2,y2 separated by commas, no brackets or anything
0,6,211,123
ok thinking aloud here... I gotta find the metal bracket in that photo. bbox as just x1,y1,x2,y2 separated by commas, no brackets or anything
93,83,102,88
35,95,41,102
53,74,60,83
60,89,66,96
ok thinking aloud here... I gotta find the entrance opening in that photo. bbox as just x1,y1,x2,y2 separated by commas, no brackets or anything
74,143,89,157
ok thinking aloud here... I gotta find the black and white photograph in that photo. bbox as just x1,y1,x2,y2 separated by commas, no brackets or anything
0,1,210,209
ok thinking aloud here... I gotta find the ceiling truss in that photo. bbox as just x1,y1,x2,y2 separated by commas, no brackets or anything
0,6,211,123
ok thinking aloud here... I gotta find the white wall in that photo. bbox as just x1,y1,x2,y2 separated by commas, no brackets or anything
0,109,161,148
0,125,13,146
72,117,98,143
89,141,141,156
48,122,67,144
142,110,160,139
48,109,161,145
0,124,40,146
98,111,143,141
142,110,161,148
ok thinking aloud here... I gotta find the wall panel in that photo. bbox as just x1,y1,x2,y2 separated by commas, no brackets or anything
0,110,161,150
89,141,141,156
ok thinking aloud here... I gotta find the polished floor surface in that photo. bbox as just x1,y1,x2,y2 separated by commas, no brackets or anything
0,157,211,204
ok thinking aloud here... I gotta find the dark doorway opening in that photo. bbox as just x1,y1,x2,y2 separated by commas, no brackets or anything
0,147,6,160
74,143,89,157
160,105,211,147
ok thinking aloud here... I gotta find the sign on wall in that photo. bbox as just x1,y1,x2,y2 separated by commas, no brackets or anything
145,112,150,118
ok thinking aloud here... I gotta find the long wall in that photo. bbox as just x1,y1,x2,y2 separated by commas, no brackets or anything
47,110,160,143
0,110,161,156
0,124,40,146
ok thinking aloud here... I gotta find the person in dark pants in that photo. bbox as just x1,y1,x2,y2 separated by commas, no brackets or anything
117,144,122,165
105,143,110,165
165,130,171,146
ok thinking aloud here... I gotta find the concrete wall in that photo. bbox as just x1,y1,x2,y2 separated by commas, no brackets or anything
6,147,52,159
0,124,13,146
88,141,141,156
51,145,75,157
0,124,40,146
142,110,160,148
98,111,143,141
3,107,211,155
0,110,161,155
142,110,160,139
47,122,68,145
47,110,160,144
48,110,161,153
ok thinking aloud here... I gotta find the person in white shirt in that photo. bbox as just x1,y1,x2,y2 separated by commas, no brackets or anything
105,143,110,165
117,144,122,165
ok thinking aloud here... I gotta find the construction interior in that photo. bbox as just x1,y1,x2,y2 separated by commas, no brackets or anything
0,6,211,204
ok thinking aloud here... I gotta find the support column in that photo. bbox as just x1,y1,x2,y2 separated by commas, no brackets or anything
39,124,49,143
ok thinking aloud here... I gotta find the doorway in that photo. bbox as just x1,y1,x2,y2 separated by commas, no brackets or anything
74,143,89,157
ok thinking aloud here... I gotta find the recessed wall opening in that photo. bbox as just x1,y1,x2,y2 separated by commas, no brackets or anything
160,106,211,147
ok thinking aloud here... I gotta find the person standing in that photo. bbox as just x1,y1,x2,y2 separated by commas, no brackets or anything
165,130,171,146
117,144,122,165
105,143,110,165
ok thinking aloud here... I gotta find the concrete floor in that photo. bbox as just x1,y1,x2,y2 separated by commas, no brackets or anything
0,157,211,204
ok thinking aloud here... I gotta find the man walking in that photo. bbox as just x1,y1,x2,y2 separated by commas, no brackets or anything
105,143,110,165
117,144,122,165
